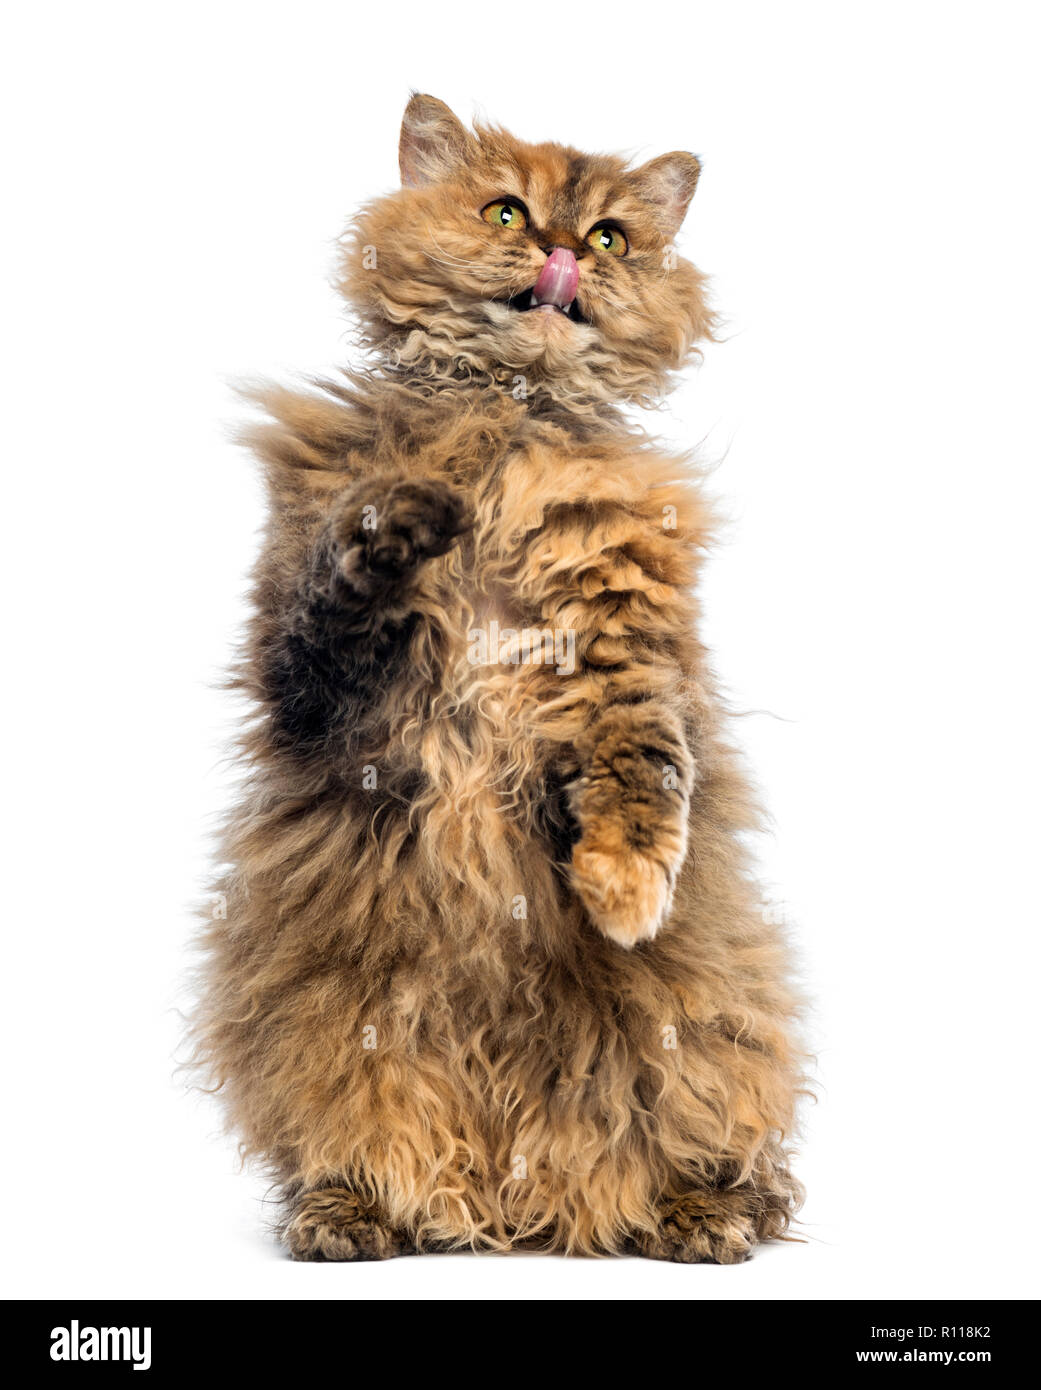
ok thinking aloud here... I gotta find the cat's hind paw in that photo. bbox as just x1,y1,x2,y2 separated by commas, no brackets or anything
635,1186,796,1264
283,1187,412,1262
637,1191,756,1265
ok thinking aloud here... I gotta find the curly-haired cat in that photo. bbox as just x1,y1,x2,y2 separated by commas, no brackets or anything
193,94,805,1263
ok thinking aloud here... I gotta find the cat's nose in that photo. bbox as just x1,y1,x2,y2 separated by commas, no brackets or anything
531,247,580,310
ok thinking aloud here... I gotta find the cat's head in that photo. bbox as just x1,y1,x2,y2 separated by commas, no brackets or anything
341,95,713,410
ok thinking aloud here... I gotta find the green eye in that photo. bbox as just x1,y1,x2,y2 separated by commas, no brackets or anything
587,224,628,256
481,200,528,230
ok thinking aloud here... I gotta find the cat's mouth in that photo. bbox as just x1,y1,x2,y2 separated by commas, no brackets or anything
501,287,589,325
498,248,588,326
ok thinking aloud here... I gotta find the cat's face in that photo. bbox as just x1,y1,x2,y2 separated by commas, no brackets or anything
341,96,713,408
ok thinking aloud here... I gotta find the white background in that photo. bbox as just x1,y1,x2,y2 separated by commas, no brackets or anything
3,0,1038,1301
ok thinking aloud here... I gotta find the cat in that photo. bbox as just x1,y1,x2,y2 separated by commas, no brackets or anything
192,93,805,1262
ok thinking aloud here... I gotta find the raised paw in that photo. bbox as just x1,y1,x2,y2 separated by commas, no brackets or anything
283,1187,412,1263
568,705,693,948
570,835,677,948
331,475,471,589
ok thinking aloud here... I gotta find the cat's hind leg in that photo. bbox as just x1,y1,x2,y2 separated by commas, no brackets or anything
282,1186,415,1263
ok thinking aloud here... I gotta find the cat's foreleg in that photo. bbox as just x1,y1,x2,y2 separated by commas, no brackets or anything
318,472,470,617
266,472,470,750
568,702,694,948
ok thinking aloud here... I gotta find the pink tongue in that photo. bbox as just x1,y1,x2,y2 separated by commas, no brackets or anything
532,247,579,308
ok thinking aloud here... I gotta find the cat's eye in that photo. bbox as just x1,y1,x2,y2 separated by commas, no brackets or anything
587,224,628,256
482,200,528,230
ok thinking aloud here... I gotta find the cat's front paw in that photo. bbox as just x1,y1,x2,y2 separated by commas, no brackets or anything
571,833,678,948
331,475,472,588
568,706,692,948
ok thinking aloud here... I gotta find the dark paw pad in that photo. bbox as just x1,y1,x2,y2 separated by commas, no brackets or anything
333,477,472,585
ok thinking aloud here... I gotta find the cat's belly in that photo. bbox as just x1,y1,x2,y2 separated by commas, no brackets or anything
402,592,559,898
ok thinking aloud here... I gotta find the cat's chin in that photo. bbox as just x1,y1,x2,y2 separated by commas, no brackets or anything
504,300,591,350
476,301,593,366
519,306,581,339
499,317,595,377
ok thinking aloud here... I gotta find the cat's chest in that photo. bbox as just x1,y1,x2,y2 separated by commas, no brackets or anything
460,587,576,682
444,453,592,690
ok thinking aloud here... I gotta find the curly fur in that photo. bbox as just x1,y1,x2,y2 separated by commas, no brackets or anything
191,94,805,1262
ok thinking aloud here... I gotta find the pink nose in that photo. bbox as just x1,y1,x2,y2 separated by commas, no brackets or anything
532,247,580,309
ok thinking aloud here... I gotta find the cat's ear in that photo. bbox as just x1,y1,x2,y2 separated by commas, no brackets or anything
631,152,702,238
399,93,473,188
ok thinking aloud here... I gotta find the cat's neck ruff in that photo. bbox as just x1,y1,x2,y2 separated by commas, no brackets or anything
370,326,672,428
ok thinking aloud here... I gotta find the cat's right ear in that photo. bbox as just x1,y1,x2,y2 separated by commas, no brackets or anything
399,94,473,188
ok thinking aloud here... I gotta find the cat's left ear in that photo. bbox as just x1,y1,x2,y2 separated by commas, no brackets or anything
399,93,474,188
631,152,702,238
